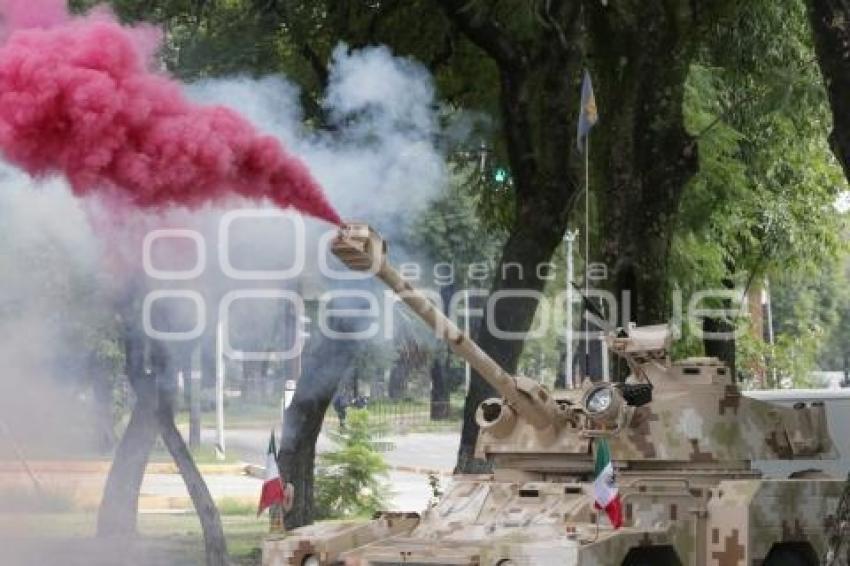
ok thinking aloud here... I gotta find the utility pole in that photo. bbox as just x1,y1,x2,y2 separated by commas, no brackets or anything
464,289,471,392
564,230,578,388
764,277,777,387
764,278,775,344
215,319,226,461
601,319,610,383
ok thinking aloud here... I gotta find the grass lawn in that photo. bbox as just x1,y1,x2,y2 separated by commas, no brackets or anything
147,445,244,465
0,511,269,565
175,403,281,430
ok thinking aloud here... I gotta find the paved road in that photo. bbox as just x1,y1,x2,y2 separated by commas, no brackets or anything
199,427,458,472
0,428,459,514
165,427,462,511
141,470,433,512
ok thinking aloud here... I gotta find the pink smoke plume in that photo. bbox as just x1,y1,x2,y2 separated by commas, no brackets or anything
0,0,67,36
0,1,341,225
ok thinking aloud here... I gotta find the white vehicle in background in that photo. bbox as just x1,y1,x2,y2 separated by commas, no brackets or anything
745,387,850,477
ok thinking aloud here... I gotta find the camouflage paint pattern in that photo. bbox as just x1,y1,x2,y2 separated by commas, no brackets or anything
263,226,843,566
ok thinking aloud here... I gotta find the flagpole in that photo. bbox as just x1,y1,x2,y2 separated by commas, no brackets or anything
268,430,284,533
564,230,577,388
584,133,590,380
577,69,596,382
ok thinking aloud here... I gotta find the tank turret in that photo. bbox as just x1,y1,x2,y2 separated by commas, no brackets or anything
333,224,835,478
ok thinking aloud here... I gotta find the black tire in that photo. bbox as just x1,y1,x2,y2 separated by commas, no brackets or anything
764,547,810,566
622,546,682,566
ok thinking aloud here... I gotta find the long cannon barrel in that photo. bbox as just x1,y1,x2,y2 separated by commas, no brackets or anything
331,223,559,430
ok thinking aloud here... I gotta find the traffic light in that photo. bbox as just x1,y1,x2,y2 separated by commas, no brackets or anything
494,167,508,183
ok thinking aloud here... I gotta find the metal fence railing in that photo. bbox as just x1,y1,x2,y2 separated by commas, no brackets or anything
325,400,461,436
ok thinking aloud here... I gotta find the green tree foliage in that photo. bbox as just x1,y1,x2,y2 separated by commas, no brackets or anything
409,170,505,288
817,255,850,371
753,251,850,386
348,340,398,386
672,0,850,378
314,409,390,519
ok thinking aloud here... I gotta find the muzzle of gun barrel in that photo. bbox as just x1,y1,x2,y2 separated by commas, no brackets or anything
331,223,385,272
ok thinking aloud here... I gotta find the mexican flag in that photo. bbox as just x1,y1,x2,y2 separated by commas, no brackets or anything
257,431,285,516
593,438,623,528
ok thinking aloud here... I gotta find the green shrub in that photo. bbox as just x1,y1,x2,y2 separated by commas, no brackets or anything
314,409,390,519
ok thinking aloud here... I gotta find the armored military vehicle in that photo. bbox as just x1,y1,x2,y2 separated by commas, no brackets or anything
264,224,845,566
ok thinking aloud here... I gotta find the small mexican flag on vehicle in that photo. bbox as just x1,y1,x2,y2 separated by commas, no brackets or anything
258,431,285,516
593,438,623,528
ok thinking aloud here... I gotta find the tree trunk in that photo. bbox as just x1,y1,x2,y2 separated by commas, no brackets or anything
703,316,737,376
175,346,202,450
589,2,700,327
278,405,322,528
158,400,229,565
575,319,605,382
429,359,450,420
201,329,217,393
181,351,192,408
554,348,567,389
158,408,228,565
807,0,850,179
242,361,266,404
97,316,156,537
90,354,117,454
455,217,577,472
279,312,364,529
436,0,584,474
430,284,454,420
351,369,360,399
702,277,737,378
96,382,158,537
387,362,407,400
151,340,230,566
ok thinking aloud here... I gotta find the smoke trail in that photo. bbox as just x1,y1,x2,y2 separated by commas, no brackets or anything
0,0,340,224
187,44,447,240
0,39,452,441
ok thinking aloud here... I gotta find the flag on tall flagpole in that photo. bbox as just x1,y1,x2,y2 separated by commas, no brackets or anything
577,69,598,376
592,438,623,528
258,431,285,516
577,70,598,152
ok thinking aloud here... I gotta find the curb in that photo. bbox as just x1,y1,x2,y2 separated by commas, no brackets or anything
246,463,453,479
389,465,453,478
0,461,250,476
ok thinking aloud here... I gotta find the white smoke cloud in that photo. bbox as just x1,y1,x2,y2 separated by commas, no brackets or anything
0,42,452,458
187,43,448,228
0,166,108,462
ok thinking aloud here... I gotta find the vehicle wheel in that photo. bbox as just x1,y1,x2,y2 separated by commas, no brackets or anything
764,547,810,566
622,546,682,566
